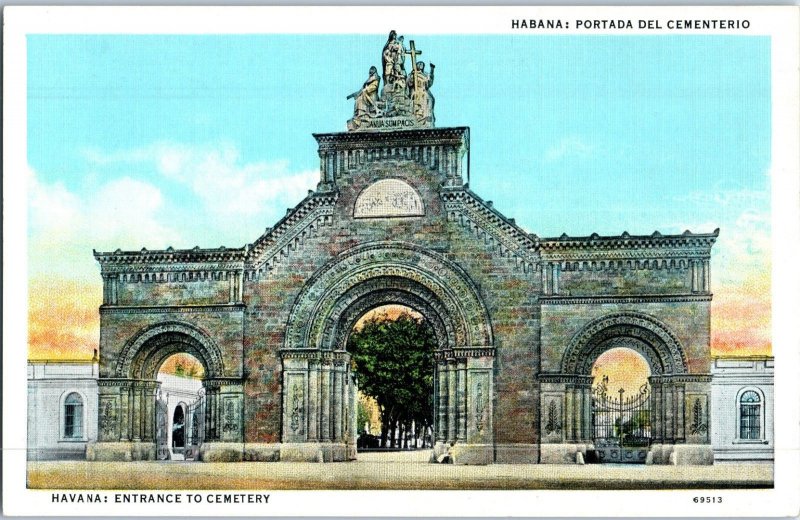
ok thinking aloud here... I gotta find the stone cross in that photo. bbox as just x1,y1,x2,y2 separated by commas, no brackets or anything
405,40,422,95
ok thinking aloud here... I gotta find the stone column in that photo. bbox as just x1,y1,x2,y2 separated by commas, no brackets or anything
110,275,118,305
120,385,130,441
651,380,663,443
457,359,467,441
664,381,674,442
564,386,574,442
582,385,593,441
436,360,447,442
447,359,457,442
676,383,686,442
552,263,560,295
574,387,583,442
320,361,331,442
307,359,320,441
144,383,154,441
131,384,140,441
332,361,344,442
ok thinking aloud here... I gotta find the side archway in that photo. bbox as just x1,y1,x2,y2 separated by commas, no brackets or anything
115,321,225,380
95,321,242,458
542,312,709,454
561,312,688,376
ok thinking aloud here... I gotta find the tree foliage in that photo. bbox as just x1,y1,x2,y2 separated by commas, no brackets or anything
347,311,436,447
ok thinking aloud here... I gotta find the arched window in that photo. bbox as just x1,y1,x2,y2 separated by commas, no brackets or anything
63,392,84,439
739,390,761,440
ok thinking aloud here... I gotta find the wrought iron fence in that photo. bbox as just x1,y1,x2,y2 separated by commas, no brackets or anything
592,376,651,448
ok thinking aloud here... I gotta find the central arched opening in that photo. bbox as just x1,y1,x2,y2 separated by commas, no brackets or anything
281,245,495,463
156,353,205,461
348,304,437,455
590,347,653,464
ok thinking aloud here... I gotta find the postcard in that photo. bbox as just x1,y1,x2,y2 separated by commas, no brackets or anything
3,5,799,517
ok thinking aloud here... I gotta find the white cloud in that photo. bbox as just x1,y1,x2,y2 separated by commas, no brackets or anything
84,141,318,222
666,186,770,288
27,165,181,280
544,136,595,163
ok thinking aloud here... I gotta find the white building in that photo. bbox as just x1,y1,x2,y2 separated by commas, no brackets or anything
27,358,99,460
710,356,774,462
156,373,203,460
28,357,202,461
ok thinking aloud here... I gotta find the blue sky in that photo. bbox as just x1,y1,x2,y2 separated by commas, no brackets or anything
28,34,769,243
26,34,771,356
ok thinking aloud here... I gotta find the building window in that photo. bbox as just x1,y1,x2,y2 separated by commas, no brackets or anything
64,392,84,439
739,390,761,440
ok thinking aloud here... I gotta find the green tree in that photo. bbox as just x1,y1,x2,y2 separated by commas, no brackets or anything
347,311,436,448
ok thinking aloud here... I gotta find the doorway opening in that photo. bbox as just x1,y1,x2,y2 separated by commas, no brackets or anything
590,347,652,464
348,305,436,455
156,353,204,461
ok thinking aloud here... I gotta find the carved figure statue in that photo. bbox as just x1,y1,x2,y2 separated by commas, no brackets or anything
348,66,381,129
381,30,399,83
407,61,435,125
382,31,409,103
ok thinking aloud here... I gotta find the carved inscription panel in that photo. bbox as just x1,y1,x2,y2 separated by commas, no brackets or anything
354,179,424,218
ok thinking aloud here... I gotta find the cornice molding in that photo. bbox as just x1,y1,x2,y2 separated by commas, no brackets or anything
540,294,712,305
100,303,245,315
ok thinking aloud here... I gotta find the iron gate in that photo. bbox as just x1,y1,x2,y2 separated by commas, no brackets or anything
592,376,651,464
185,389,205,461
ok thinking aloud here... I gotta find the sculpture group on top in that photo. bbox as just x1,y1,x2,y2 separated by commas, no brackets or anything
347,30,435,132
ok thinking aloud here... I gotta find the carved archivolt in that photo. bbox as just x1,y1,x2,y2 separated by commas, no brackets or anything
325,282,453,350
115,321,225,379
561,312,688,375
284,242,493,351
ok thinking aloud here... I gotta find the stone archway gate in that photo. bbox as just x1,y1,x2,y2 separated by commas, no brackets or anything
538,312,714,465
279,243,495,464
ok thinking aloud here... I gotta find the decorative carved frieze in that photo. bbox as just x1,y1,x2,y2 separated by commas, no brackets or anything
650,374,713,383
100,303,245,315
115,321,225,379
539,229,718,252
540,294,712,305
94,247,246,267
284,242,493,351
561,312,689,375
247,195,337,275
441,188,539,274
434,347,496,360
279,349,350,364
537,373,594,385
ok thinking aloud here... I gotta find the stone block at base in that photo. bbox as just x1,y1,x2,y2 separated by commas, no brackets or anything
199,443,244,462
539,444,589,464
494,444,539,464
451,444,494,465
243,443,281,462
86,442,156,461
279,442,349,462
671,444,714,465
647,444,672,465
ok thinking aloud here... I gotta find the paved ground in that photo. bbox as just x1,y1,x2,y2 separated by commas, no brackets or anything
27,452,773,490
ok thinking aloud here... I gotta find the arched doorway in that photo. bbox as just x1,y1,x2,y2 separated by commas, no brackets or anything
155,353,204,460
590,348,652,463
94,321,243,461
540,312,713,464
348,305,436,454
280,243,495,464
